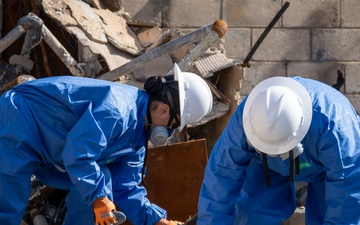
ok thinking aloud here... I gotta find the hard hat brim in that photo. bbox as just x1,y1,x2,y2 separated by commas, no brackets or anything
174,63,186,132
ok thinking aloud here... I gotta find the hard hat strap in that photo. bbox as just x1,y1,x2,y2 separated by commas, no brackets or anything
164,84,179,128
261,150,300,187
289,150,300,182
289,150,294,182
261,153,272,187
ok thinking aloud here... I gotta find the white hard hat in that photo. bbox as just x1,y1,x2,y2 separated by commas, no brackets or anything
243,77,312,155
174,63,213,131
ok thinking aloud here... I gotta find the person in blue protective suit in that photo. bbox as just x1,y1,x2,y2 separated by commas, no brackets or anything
197,76,360,225
0,63,213,225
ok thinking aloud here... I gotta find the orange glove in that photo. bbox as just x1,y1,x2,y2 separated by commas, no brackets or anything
169,221,183,225
93,197,117,225
156,218,184,225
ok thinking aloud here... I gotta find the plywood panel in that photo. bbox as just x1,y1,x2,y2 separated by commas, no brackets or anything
123,139,208,224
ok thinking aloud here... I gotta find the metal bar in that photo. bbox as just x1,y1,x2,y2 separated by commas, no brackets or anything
171,20,228,74
18,13,43,57
97,23,215,81
241,1,290,68
41,25,85,76
0,25,26,54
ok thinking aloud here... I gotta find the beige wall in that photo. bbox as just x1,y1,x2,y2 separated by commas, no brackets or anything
122,0,360,113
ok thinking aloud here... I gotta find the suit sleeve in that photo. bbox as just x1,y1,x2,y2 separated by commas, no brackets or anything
197,101,255,225
108,147,166,225
316,110,360,224
61,102,121,205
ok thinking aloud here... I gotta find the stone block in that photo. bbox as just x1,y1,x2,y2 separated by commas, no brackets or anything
222,28,250,60
341,0,360,27
162,0,221,28
347,95,360,114
240,62,286,95
283,0,340,28
252,29,310,61
287,62,344,88
312,29,360,61
345,63,360,94
121,0,164,25
223,0,282,27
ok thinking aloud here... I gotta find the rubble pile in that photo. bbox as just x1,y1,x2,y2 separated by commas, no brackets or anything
1,0,233,131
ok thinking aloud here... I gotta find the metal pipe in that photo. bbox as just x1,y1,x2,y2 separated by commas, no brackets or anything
171,20,228,74
241,1,290,68
41,25,85,76
0,25,26,54
97,23,215,81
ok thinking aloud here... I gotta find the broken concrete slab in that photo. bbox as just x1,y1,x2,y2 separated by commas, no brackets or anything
94,9,144,55
42,0,78,26
137,26,171,51
42,0,143,56
68,26,133,71
65,0,108,43
84,0,122,11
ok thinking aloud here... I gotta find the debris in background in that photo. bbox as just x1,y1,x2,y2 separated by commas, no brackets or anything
1,0,236,132
194,50,236,78
137,26,172,52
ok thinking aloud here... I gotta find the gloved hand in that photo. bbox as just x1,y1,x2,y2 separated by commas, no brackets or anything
93,197,118,225
156,218,184,225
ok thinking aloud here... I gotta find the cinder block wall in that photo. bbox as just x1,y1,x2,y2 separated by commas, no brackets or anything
122,0,360,112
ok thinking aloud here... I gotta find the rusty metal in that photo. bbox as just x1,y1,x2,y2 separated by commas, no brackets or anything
0,25,26,54
240,1,290,68
0,74,35,95
97,22,216,81
18,13,43,57
142,139,208,223
41,25,85,76
0,13,85,76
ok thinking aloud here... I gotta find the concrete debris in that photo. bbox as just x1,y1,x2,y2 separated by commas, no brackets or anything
68,26,133,72
137,26,172,52
9,54,34,71
84,0,122,11
188,100,230,128
42,0,78,26
65,0,108,43
42,0,143,56
7,0,236,129
194,51,235,78
93,8,144,55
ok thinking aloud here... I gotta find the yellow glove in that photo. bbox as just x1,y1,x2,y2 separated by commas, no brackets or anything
156,218,184,225
93,197,117,225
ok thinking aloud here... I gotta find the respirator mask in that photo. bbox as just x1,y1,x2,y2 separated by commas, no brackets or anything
149,125,175,146
144,75,180,147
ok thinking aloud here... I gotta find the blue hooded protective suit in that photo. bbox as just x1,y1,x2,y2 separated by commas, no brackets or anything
198,77,360,225
0,76,166,225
